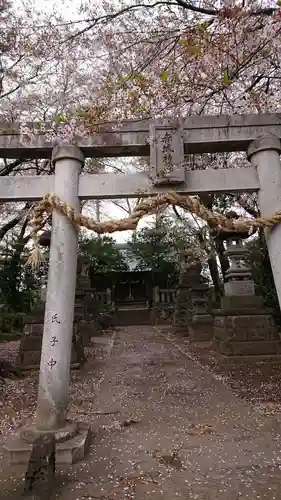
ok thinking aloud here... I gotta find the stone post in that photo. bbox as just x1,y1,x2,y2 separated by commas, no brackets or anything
188,262,213,342
112,283,116,310
106,288,111,305
247,136,281,311
172,251,194,334
153,286,160,304
36,145,83,431
74,255,98,347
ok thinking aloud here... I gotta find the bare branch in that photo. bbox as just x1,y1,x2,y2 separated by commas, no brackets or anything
68,0,280,43
0,203,31,242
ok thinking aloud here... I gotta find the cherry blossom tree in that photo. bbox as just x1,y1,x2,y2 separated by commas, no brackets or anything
1,0,280,298
65,0,280,296
64,0,281,123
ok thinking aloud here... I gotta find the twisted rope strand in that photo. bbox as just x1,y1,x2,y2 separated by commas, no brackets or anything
26,192,281,269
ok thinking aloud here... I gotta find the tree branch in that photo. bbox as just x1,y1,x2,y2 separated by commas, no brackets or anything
174,0,217,15
68,0,280,42
0,159,26,176
0,204,31,241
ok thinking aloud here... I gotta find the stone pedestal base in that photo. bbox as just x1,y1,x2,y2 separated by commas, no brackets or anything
173,277,212,338
188,314,213,342
21,422,78,444
79,320,98,346
218,339,281,356
224,279,255,297
17,322,85,371
173,283,192,334
220,353,281,363
172,325,189,336
4,421,91,465
214,306,281,356
221,295,264,310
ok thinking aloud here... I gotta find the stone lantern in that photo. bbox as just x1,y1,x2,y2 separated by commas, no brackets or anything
220,229,258,304
173,248,213,340
225,234,252,280
212,219,281,358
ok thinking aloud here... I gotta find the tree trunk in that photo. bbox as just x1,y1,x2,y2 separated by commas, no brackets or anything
0,202,31,242
199,193,225,295
207,254,222,303
10,217,30,264
215,239,229,278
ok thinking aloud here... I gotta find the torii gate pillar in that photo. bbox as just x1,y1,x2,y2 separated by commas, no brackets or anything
5,145,92,464
247,136,281,311
35,145,83,431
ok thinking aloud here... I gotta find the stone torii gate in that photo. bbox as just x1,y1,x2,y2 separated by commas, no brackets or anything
1,114,281,463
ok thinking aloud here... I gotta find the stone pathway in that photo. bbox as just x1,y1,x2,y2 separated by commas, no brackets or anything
2,325,281,499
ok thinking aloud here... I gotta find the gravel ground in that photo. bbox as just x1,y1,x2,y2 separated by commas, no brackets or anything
1,327,281,499
161,329,281,418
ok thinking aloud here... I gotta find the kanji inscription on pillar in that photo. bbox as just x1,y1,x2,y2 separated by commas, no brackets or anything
50,336,58,347
51,313,60,324
47,358,57,369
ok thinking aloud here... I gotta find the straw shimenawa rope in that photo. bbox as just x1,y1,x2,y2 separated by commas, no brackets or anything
26,192,281,269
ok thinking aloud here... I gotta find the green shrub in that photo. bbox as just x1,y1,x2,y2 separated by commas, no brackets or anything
0,310,25,334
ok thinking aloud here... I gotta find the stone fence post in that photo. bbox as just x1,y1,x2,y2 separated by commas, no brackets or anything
106,288,111,305
153,286,160,304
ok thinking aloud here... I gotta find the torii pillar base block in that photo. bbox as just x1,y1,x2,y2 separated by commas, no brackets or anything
4,421,91,465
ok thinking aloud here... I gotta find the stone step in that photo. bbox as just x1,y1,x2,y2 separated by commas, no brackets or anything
115,309,152,326
218,340,281,356
19,336,43,350
116,302,147,309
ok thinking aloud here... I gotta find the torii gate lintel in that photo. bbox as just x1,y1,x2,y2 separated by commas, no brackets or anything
1,113,281,158
0,167,260,202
